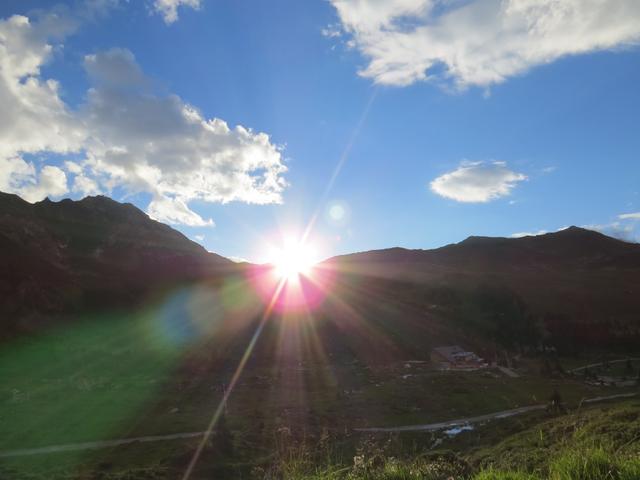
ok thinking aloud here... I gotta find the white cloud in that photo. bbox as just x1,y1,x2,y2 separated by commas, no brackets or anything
579,212,640,243
84,48,146,86
0,156,69,201
321,25,343,39
592,212,640,242
510,225,569,238
153,0,201,24
0,13,85,201
0,9,288,226
511,229,548,238
511,223,639,242
72,173,100,196
64,160,83,174
619,212,640,220
328,0,640,88
148,196,213,226
80,48,287,221
228,255,249,263
430,161,526,202
18,165,68,202
582,221,637,242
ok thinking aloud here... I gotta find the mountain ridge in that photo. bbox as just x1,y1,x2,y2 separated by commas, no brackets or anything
0,191,234,327
320,224,640,350
2,192,639,349
324,225,637,263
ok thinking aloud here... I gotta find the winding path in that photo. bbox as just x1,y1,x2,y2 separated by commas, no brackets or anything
570,358,640,373
354,392,638,433
0,393,636,458
0,432,204,459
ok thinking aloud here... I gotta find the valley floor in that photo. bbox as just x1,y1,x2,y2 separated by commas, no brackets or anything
1,313,639,478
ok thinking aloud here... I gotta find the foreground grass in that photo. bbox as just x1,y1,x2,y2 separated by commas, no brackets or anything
260,448,640,480
258,401,640,480
549,447,640,480
1,401,638,479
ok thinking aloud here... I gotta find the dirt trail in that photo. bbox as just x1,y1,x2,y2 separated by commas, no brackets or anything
354,405,546,433
570,358,640,373
354,392,638,433
0,393,636,458
0,432,204,458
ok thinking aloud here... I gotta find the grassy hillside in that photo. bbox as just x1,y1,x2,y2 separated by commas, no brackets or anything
252,399,640,479
0,299,637,478
0,192,233,326
325,227,640,350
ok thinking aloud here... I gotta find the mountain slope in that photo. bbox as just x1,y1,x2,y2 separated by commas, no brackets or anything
2,191,639,350
328,226,639,272
0,192,233,325
323,227,640,349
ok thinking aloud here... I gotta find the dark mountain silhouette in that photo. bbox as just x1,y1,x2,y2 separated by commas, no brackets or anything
1,191,639,350
324,227,640,349
0,192,233,327
328,226,639,272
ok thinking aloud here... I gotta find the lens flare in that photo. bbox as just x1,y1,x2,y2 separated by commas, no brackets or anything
248,235,334,312
270,238,317,281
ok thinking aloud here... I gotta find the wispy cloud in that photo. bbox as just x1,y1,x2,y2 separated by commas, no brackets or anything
512,220,640,242
327,0,640,88
581,221,637,242
619,212,640,220
511,229,549,238
510,226,569,238
152,0,201,24
321,24,342,39
430,161,526,203
587,212,640,242
228,255,249,263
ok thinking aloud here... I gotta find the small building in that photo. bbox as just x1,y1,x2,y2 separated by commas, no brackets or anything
431,345,486,369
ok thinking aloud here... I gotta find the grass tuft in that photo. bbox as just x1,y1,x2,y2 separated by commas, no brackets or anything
549,447,640,480
473,468,539,480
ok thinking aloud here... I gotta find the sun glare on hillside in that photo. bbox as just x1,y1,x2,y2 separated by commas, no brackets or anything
249,235,334,313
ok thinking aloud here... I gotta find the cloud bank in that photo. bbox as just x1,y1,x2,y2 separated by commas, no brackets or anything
328,0,640,88
430,161,526,203
0,9,287,226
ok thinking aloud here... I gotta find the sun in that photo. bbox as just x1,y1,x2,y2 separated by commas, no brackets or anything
251,234,333,312
269,238,318,281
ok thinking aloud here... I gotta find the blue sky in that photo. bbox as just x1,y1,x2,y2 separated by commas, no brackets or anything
1,0,639,262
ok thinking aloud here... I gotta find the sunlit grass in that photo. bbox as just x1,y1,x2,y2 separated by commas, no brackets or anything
549,447,640,480
0,310,186,473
